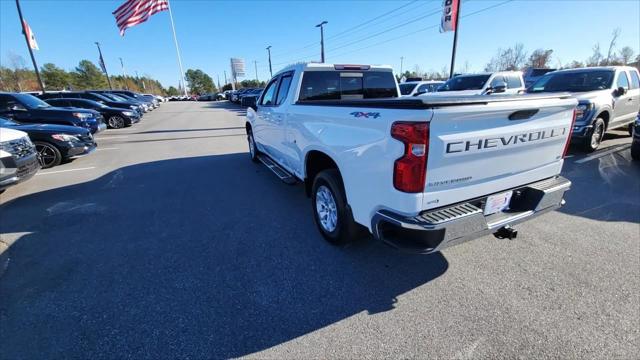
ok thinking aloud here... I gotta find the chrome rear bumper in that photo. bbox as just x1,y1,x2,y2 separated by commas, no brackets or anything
372,176,571,254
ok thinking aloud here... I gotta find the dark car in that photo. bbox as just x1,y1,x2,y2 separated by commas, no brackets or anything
93,90,157,110
45,98,140,129
240,89,264,108
37,91,143,116
0,92,106,134
0,117,96,168
632,113,640,161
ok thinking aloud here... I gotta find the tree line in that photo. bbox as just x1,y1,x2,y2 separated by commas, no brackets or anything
0,54,166,94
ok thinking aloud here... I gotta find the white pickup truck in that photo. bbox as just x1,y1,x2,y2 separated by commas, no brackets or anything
245,63,577,254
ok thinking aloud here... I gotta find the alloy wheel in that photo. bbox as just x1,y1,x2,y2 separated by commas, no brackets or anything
109,116,125,129
316,185,338,232
36,143,59,168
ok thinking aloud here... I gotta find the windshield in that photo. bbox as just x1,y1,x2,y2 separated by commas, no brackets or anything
0,117,19,126
14,93,51,109
437,75,491,91
399,83,418,95
528,70,614,93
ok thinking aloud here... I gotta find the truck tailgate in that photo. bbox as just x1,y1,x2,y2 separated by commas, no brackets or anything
423,96,577,210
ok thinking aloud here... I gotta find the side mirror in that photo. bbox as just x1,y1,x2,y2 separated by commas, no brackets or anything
616,86,627,96
10,104,25,111
413,90,427,96
489,82,507,94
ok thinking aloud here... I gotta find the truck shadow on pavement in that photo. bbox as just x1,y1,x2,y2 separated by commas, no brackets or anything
0,153,448,359
560,144,640,223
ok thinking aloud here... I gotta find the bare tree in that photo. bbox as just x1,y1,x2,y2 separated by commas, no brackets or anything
7,52,28,91
604,28,621,65
527,49,554,68
586,43,603,66
485,43,527,72
619,46,635,65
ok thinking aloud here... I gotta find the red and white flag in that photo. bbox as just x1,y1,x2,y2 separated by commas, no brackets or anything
113,0,169,36
440,0,459,33
22,20,39,50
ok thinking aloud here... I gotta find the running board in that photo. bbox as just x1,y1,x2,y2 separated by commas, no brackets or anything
257,154,297,185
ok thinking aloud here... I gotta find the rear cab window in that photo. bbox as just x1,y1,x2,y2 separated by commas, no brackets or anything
628,70,640,89
298,70,398,101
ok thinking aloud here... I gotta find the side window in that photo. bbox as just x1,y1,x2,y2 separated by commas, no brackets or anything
417,84,430,93
275,75,293,105
0,95,11,111
490,75,506,87
260,78,279,106
506,75,523,88
628,70,640,89
616,71,630,89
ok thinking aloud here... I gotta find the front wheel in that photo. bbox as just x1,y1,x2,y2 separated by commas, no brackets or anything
35,141,62,168
311,169,361,245
582,118,605,152
108,115,126,129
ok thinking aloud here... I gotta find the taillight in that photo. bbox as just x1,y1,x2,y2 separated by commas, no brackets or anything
391,122,429,193
563,108,577,158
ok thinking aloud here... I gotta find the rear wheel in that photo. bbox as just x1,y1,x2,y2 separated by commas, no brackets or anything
35,141,62,168
311,169,361,245
108,115,126,129
582,118,605,152
247,130,259,162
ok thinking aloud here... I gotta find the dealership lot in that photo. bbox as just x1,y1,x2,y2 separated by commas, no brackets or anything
0,101,638,358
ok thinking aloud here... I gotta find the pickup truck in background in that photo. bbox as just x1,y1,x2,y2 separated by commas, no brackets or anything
527,66,640,151
434,71,525,96
246,63,576,254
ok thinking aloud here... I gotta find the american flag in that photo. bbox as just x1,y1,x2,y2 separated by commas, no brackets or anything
113,0,169,36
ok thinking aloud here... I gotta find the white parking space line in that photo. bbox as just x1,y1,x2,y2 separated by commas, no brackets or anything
36,167,96,176
574,144,631,164
95,136,129,140
96,148,119,151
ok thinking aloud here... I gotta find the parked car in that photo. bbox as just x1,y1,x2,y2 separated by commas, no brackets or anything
523,68,557,88
631,113,640,161
0,92,106,134
103,90,159,108
0,117,96,168
240,88,264,107
245,63,575,253
231,89,252,103
527,66,640,151
399,80,445,97
94,92,153,112
44,98,140,129
435,71,525,95
37,91,143,116
0,127,39,193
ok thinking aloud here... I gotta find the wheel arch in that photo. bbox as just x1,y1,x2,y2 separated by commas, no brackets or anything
596,110,610,130
304,150,341,197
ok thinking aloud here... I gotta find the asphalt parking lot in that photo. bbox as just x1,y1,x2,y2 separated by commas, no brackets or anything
0,101,638,359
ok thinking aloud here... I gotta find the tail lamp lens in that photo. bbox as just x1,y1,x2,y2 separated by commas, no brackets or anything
391,122,429,193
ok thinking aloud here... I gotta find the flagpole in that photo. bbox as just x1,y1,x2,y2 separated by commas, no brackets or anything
448,0,461,79
166,0,187,96
95,42,113,90
15,0,44,93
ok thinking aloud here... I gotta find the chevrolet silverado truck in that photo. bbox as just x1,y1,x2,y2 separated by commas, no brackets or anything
245,63,577,254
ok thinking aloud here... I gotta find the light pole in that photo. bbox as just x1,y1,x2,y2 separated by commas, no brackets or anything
254,60,258,82
119,57,128,90
315,21,328,63
266,46,273,78
400,56,404,75
15,0,44,92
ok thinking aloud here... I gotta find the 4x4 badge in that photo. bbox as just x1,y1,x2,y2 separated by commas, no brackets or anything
350,111,380,119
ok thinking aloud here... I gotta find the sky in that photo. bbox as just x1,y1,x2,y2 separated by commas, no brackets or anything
1,0,639,89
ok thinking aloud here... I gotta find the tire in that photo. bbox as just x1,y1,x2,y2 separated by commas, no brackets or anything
35,141,62,169
311,169,361,245
582,118,605,152
632,141,640,161
247,129,259,162
108,115,126,129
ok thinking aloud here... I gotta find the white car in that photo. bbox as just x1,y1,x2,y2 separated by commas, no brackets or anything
0,127,40,193
434,71,525,96
399,80,445,97
245,63,576,254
